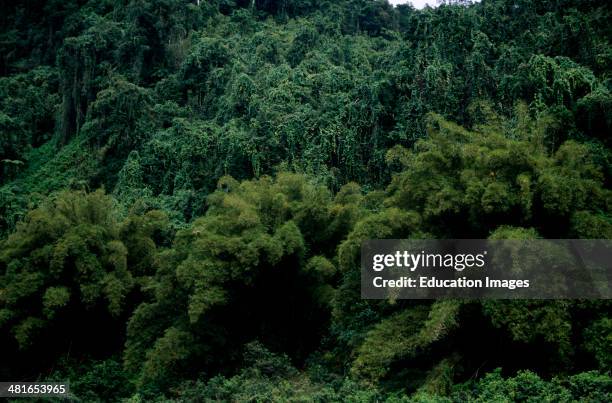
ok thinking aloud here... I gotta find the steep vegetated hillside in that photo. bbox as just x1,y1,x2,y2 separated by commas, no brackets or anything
1,1,610,401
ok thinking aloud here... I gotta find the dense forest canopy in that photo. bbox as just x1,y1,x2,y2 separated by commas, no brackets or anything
0,0,610,401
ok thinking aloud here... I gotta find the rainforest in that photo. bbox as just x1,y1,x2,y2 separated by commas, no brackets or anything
0,0,611,401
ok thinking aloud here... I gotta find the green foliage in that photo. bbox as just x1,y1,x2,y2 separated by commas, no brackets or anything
158,342,382,403
583,318,612,371
46,357,134,402
483,300,573,356
3,0,610,233
385,112,610,237
451,369,612,403
0,67,59,181
124,173,364,394
576,87,612,147
331,111,611,391
0,189,165,349
352,301,461,382
1,0,611,401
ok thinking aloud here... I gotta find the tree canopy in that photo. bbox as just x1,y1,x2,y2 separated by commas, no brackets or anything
0,0,610,400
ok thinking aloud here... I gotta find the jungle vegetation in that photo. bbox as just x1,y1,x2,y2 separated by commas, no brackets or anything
0,0,611,401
